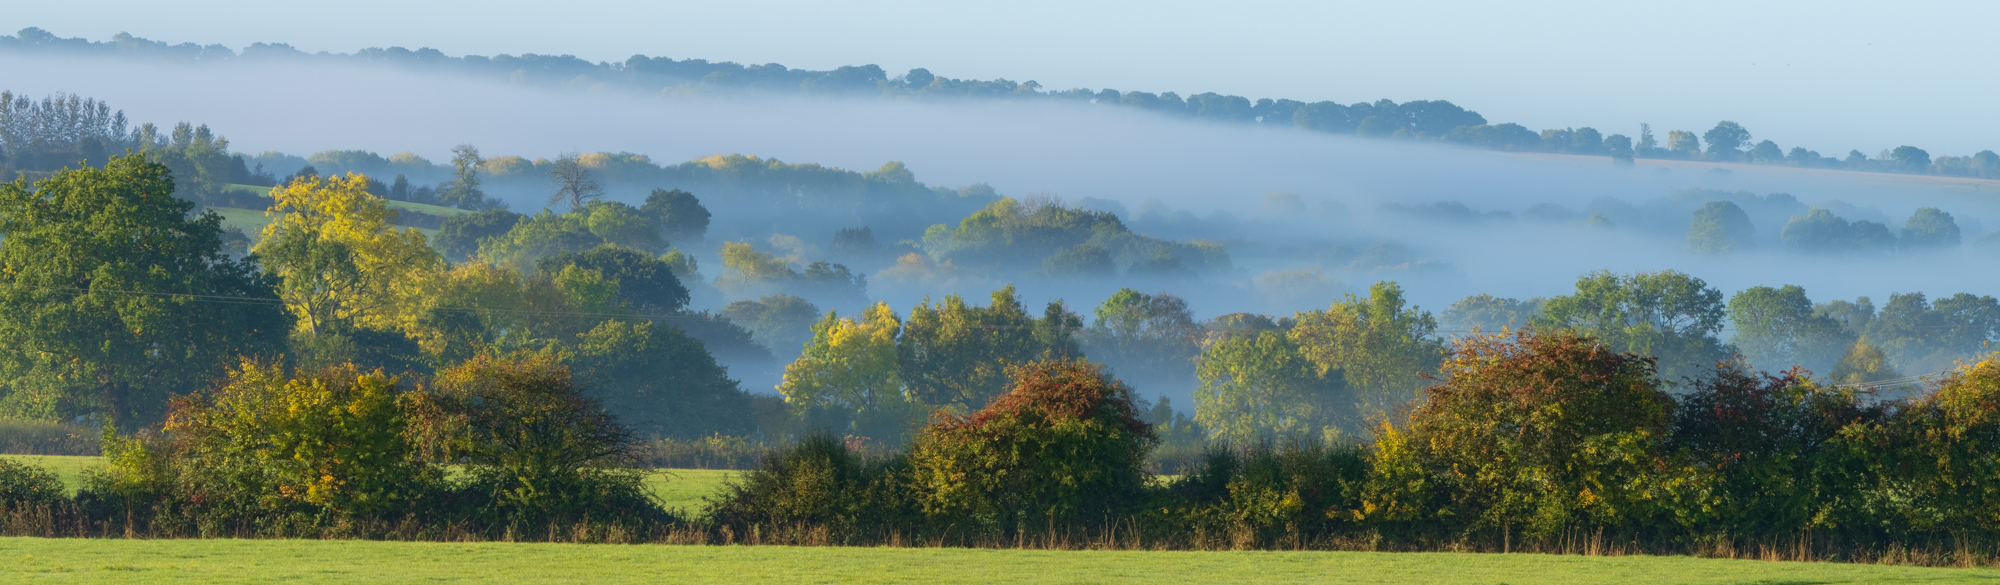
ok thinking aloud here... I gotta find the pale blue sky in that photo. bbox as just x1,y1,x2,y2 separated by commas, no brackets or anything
5,0,1995,154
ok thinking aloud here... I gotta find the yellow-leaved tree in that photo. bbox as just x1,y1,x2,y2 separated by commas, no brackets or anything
778,302,924,443
256,174,441,335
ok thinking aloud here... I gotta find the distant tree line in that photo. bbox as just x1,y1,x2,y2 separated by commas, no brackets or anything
7,27,1996,179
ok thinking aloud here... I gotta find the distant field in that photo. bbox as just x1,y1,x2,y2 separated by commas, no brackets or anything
0,455,735,510
3,454,98,496
1,538,1992,584
206,206,272,235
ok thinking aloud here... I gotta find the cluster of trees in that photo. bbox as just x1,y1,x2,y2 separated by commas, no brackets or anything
17,28,1996,180
1,91,274,205
1446,272,2000,385
0,155,759,440
919,196,1230,280
710,336,2000,552
0,354,674,537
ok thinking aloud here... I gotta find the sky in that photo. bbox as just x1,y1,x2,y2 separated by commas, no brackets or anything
3,0,1997,156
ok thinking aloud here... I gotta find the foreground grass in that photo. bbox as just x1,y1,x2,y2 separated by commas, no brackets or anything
2,538,1995,584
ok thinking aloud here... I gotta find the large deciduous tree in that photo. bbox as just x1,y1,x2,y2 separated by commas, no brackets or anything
0,154,288,421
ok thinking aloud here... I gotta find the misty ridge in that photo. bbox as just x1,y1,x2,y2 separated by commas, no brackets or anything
3,26,2000,411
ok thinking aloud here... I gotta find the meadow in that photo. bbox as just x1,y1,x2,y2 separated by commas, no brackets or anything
1,538,1995,584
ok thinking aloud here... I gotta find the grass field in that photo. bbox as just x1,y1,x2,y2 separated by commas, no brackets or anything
1,538,1995,584
0,455,736,511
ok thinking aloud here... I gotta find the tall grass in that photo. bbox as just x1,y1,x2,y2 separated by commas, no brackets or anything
0,420,98,456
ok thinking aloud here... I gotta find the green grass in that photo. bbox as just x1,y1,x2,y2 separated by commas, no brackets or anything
645,468,739,514
1,455,102,496
205,206,273,236
0,538,1993,584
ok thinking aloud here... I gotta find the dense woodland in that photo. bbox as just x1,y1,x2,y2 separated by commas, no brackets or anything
5,27,1999,179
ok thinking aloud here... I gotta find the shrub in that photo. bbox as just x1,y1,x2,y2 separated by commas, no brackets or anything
427,351,663,528
704,433,910,538
1163,437,1370,548
905,359,1156,535
159,360,435,519
1665,362,1886,537
1877,356,2000,534
1371,330,1671,539
0,458,64,508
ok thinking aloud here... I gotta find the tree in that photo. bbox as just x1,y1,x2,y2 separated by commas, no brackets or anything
0,154,287,421
434,209,524,261
1288,281,1446,413
721,294,823,359
536,244,689,315
642,188,710,243
898,286,1083,410
1441,294,1543,333
1891,146,1932,171
777,303,922,442
1666,130,1701,156
1532,270,1730,382
1687,201,1755,254
1727,285,1853,374
1749,140,1784,163
1702,121,1751,158
1604,134,1635,163
547,152,604,209
1080,289,1204,391
1900,207,1961,250
256,173,442,335
439,143,489,210
1193,330,1349,442
567,319,758,439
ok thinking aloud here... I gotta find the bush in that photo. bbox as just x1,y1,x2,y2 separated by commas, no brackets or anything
1162,437,1369,548
0,458,64,508
1371,330,1671,539
905,359,1156,535
427,351,665,528
704,433,910,540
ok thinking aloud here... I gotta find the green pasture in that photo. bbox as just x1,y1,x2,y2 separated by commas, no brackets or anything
2,538,1994,584
0,455,735,511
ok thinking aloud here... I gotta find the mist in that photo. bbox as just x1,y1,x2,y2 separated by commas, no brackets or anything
7,52,1998,403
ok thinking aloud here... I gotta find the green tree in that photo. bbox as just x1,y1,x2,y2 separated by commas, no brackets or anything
1666,130,1701,156
434,209,524,262
898,286,1082,410
537,244,689,315
439,144,489,210
1288,281,1446,413
1702,121,1751,158
1532,270,1730,382
1193,330,1349,443
1441,294,1543,333
1900,207,1961,250
1727,285,1853,374
1890,145,1932,170
1687,201,1755,254
777,303,923,443
0,154,288,421
1079,289,1204,391
642,188,711,243
567,318,758,439
721,294,823,360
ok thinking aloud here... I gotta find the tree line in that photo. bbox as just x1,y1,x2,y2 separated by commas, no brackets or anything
10,27,1997,180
